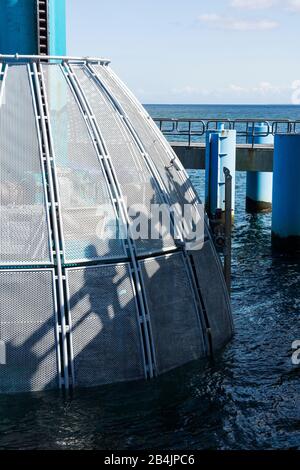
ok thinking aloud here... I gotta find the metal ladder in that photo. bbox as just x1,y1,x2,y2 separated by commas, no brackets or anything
37,0,49,55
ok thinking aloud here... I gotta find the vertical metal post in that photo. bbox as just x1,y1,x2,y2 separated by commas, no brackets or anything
224,167,232,295
32,61,69,389
64,62,156,379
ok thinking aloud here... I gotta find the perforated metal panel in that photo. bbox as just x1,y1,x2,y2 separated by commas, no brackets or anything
0,65,52,265
192,241,233,351
0,58,233,395
0,269,59,393
42,64,126,263
92,65,197,211
67,263,145,387
72,64,175,256
140,253,205,373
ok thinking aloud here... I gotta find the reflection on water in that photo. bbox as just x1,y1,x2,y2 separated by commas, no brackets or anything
0,172,299,450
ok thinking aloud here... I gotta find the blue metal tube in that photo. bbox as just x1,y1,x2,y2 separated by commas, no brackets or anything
246,123,273,213
205,124,236,218
0,0,66,55
272,134,300,252
0,0,38,54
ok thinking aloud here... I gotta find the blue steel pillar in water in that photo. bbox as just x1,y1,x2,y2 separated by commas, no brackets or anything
272,134,300,252
205,124,236,219
246,123,273,213
0,0,66,55
0,0,38,54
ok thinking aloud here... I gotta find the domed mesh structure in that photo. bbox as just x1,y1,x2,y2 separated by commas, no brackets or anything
0,58,233,393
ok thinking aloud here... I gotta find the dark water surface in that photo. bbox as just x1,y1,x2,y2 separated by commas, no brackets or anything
0,106,299,450
146,103,300,121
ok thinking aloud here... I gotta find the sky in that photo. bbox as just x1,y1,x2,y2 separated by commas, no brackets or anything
67,0,300,104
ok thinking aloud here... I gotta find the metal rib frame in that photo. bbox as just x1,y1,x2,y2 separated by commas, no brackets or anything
88,64,210,266
42,63,127,266
101,64,221,352
87,63,185,246
37,63,129,387
0,63,8,106
0,57,218,385
31,62,70,389
28,65,63,385
106,65,197,200
58,62,148,382
0,62,63,389
107,64,217,249
27,63,54,266
62,62,156,379
64,260,147,386
87,63,211,355
83,63,211,356
40,61,126,385
106,71,214,353
0,63,53,267
71,63,178,256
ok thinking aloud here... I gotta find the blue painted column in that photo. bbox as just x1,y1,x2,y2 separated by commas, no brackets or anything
0,0,38,54
0,0,66,56
246,123,273,213
48,0,66,56
205,124,236,219
272,134,300,252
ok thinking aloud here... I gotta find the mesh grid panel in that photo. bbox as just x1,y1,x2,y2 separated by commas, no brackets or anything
72,65,175,256
92,65,197,210
67,263,145,387
139,253,205,373
0,65,51,265
192,242,233,351
42,64,126,263
0,269,59,393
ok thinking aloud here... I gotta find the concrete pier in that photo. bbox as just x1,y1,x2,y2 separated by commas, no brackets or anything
171,142,273,172
272,134,300,252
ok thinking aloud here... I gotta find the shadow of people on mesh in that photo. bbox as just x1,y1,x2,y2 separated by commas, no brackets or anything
160,168,207,248
68,243,145,389
0,271,59,395
125,174,180,253
0,166,205,395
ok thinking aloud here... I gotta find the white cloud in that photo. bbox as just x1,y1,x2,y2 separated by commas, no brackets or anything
198,14,279,31
229,84,248,93
291,80,300,104
292,80,300,90
230,0,277,9
231,0,300,12
287,0,300,12
142,80,299,104
257,81,280,93
172,81,293,98
171,85,211,96
229,81,295,96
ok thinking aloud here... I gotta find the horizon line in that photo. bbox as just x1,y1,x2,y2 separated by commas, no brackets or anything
143,103,300,107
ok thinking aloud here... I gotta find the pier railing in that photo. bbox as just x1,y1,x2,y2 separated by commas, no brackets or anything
153,118,300,147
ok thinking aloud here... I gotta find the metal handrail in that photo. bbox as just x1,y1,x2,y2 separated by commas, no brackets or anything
0,53,111,64
154,117,300,147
